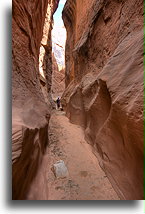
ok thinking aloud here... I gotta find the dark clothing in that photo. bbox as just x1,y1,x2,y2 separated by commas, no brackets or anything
56,98,60,108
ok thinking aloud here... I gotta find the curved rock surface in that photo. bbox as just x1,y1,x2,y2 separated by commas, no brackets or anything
62,0,143,199
12,0,59,199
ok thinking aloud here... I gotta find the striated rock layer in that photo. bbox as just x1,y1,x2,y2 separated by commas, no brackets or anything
62,0,143,199
12,0,59,200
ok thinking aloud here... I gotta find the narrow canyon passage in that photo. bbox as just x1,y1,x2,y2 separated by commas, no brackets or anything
44,110,119,200
33,1,119,200
12,0,143,200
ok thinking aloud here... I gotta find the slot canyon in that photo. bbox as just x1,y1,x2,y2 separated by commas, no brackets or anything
12,0,143,200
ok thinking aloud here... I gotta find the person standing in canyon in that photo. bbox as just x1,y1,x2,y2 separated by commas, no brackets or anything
56,97,61,109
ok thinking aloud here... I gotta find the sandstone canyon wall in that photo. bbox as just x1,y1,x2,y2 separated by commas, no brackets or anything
39,2,56,105
62,0,143,199
12,0,59,199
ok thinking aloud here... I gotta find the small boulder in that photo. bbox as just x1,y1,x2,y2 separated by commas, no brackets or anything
52,160,69,178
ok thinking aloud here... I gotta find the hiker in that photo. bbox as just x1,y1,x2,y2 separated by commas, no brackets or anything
56,97,60,109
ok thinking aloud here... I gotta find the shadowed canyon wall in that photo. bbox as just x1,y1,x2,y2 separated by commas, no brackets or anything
12,0,59,200
62,0,143,199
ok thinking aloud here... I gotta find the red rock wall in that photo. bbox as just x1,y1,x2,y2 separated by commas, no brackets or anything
12,0,59,199
62,0,143,199
39,2,54,101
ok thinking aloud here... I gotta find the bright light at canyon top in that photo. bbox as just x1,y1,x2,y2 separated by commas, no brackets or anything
52,0,67,70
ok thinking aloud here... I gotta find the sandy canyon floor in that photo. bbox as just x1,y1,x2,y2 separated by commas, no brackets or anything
49,110,120,200
27,110,120,200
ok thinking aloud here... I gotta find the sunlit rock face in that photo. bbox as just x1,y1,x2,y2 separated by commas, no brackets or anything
51,54,65,99
51,0,66,99
52,25,66,69
12,0,59,200
52,0,66,69
62,0,143,200
39,0,60,105
51,27,66,100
